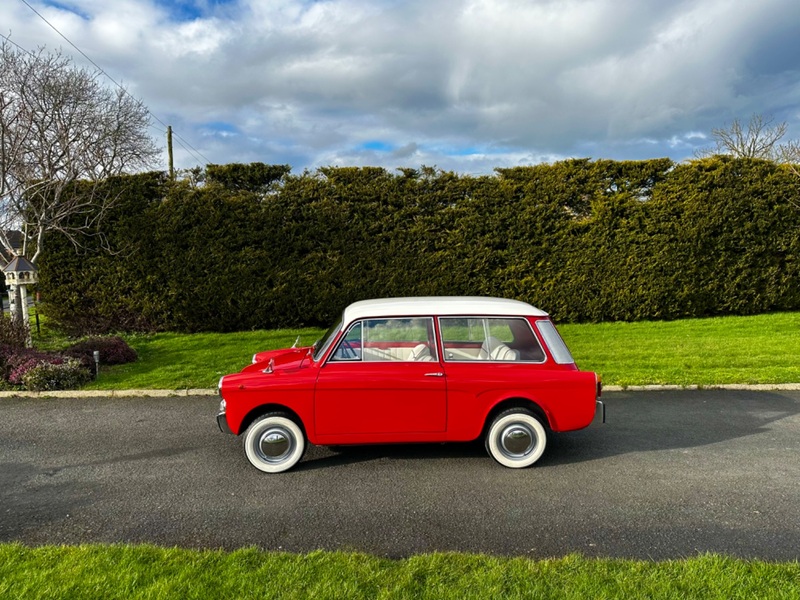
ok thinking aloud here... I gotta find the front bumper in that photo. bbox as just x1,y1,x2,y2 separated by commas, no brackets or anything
216,381,233,434
217,410,234,434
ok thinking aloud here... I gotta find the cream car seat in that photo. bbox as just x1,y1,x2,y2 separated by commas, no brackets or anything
409,343,435,361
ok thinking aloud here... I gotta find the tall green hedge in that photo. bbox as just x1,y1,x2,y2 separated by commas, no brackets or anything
38,157,800,333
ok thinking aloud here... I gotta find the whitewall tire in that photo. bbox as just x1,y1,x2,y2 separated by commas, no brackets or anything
244,413,306,473
485,409,547,468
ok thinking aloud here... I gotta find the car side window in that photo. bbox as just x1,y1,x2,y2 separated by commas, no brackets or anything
331,317,437,362
362,318,437,362
329,322,362,361
439,317,545,362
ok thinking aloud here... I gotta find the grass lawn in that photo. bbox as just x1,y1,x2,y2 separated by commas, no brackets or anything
1,545,798,600
31,311,800,390
80,328,326,390
560,311,800,387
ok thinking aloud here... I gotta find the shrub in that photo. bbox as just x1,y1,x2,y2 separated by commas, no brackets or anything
0,316,30,348
64,336,137,366
2,348,63,385
22,358,92,391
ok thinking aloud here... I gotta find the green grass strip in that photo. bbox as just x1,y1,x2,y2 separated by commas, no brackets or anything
560,312,800,387
79,328,326,390
33,311,800,389
0,544,798,600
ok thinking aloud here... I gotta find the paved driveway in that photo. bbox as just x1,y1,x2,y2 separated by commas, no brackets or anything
1,390,798,559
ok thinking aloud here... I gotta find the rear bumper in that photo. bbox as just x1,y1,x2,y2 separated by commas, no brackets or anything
596,399,606,424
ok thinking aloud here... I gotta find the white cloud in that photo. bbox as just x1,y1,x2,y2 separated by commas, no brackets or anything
3,0,800,172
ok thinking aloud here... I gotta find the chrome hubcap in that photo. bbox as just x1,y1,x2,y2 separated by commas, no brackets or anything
257,427,294,462
499,424,534,458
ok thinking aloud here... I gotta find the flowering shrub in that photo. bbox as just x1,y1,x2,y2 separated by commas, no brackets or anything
22,358,92,391
0,335,135,391
64,336,137,367
2,348,63,385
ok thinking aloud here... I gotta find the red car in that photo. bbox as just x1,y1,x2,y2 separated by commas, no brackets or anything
217,297,604,473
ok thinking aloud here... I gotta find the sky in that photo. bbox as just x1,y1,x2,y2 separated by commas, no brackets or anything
3,0,800,174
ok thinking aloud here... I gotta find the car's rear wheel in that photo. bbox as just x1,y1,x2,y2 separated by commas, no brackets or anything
485,409,546,468
244,413,305,473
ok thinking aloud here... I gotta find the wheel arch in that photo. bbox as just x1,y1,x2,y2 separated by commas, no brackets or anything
237,403,307,436
481,397,551,440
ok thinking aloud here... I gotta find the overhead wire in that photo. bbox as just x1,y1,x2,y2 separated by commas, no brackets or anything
173,136,208,167
0,31,36,56
16,0,212,166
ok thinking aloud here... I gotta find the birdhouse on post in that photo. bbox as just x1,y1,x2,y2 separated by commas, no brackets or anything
3,255,38,346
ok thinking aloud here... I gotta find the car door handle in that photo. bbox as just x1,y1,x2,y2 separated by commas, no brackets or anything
424,372,444,377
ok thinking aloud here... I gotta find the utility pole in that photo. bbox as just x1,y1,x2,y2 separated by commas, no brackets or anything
167,125,175,180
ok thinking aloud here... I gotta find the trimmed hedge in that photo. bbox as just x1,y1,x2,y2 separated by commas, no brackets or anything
37,157,800,333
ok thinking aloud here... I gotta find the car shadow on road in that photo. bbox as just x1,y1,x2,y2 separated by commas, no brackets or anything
542,389,800,467
295,390,799,471
295,440,488,472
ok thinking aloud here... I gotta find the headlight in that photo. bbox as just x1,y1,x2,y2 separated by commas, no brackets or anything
252,354,258,364
217,376,225,397
218,398,226,413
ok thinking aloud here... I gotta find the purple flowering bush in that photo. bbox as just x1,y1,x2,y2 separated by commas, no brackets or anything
0,348,62,386
22,358,92,391
64,336,137,367
0,324,135,391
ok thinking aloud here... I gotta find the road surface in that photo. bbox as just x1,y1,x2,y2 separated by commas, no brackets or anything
1,390,798,559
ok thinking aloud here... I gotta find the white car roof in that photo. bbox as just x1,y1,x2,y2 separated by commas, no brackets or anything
342,297,548,325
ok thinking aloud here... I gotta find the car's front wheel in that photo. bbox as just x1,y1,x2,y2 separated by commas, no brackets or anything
485,409,547,468
244,413,306,473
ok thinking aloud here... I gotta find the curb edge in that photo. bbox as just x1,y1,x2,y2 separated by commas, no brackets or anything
1,384,799,399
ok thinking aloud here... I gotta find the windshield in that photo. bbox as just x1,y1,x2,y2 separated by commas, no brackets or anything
313,317,343,361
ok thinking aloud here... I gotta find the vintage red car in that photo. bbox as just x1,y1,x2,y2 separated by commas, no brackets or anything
217,297,604,473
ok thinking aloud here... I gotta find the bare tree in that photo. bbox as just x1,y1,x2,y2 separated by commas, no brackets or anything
776,139,800,210
0,42,160,265
696,114,788,160
777,139,800,175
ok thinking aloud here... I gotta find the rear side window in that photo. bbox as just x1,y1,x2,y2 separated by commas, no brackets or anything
439,317,545,362
535,320,574,364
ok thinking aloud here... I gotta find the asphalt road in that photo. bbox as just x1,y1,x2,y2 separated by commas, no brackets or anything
1,390,799,560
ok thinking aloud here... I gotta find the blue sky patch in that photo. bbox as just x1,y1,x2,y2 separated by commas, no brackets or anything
42,1,91,20
359,140,395,152
152,0,235,22
203,121,239,135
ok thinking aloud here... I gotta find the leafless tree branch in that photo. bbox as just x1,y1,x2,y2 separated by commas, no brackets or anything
695,114,788,160
0,42,160,264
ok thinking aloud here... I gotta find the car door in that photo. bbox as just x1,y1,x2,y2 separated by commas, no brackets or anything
437,316,548,439
314,317,447,436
